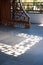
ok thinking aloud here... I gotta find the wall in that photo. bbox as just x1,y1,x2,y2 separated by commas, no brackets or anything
29,14,43,24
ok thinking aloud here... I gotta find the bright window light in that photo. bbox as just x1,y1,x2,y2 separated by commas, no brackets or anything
38,24,43,26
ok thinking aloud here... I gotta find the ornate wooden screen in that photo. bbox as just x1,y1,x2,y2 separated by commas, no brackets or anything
13,0,30,28
0,0,30,28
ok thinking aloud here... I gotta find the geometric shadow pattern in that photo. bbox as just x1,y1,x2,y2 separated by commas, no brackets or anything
0,33,43,57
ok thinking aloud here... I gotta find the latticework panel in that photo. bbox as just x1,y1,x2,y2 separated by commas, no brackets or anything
0,0,30,28
12,0,30,28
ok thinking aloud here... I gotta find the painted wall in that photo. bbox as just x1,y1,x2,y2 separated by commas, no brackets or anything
22,0,43,2
22,0,33,2
29,14,43,24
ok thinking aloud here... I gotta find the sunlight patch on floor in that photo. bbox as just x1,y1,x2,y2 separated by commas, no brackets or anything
0,33,43,57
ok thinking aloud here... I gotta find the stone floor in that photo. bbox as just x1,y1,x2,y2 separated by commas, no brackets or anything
0,24,43,65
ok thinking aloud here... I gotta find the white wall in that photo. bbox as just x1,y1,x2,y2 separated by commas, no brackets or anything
29,14,43,24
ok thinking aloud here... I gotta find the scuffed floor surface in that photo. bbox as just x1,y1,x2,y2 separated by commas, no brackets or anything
0,24,43,65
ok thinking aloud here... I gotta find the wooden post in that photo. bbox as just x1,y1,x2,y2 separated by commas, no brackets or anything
0,0,14,26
